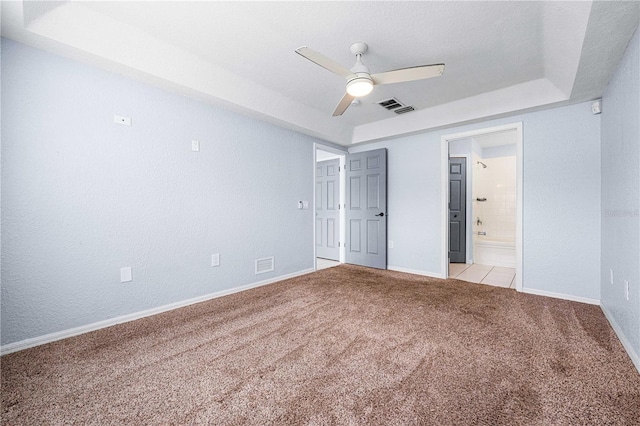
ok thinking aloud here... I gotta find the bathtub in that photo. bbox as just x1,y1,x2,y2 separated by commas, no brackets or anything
473,235,516,268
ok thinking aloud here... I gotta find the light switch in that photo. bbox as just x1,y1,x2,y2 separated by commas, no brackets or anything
625,280,630,300
120,267,132,283
302,200,309,209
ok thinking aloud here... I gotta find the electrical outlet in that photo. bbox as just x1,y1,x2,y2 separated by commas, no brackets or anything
192,140,200,152
625,280,630,301
211,254,220,267
610,268,614,285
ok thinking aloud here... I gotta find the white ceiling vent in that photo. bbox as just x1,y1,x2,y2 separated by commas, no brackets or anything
394,106,415,114
377,98,404,111
255,257,275,274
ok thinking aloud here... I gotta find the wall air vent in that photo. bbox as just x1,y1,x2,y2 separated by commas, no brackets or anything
394,106,415,114
377,98,404,110
255,257,275,274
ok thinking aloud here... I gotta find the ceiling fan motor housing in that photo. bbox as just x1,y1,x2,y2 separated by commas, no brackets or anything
346,42,374,97
349,41,369,56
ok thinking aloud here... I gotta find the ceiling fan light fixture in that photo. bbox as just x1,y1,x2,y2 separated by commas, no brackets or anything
295,42,444,115
346,76,374,97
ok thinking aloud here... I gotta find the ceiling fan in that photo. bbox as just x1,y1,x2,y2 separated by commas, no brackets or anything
295,41,444,116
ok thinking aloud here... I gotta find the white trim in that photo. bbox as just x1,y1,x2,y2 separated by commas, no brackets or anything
514,123,523,292
314,143,347,158
0,268,315,356
600,303,640,374
441,122,523,291
388,265,445,279
441,139,449,277
520,287,600,305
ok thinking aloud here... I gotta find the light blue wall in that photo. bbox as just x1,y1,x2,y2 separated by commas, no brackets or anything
601,28,640,363
1,39,317,345
351,133,443,275
483,144,517,159
448,138,473,157
523,104,601,300
351,102,601,300
0,35,618,348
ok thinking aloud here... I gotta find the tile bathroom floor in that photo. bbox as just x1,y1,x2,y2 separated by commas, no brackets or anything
317,259,516,288
449,263,516,288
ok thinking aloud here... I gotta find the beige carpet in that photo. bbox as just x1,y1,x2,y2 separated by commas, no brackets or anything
2,265,639,424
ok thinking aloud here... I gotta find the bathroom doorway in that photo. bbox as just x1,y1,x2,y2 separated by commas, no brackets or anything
441,123,523,291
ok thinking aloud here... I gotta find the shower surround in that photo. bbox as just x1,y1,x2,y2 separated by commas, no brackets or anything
473,156,517,267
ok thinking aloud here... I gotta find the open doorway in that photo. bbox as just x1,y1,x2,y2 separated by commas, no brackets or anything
314,144,346,271
441,123,523,291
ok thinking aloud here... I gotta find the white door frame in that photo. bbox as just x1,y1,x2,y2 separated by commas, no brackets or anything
314,143,347,269
440,122,523,291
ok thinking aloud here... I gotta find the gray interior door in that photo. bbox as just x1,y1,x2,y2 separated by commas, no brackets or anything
316,159,340,260
345,149,387,269
449,157,466,263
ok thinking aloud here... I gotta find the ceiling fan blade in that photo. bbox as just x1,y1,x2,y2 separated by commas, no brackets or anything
295,46,356,80
371,64,445,85
332,93,356,116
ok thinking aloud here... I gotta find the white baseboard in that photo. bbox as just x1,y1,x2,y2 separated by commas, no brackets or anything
520,287,600,305
387,265,444,279
600,303,640,374
0,268,315,356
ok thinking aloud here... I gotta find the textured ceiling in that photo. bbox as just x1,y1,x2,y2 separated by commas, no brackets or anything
2,1,639,145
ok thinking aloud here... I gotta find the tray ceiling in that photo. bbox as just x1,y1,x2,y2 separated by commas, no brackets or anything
2,1,639,145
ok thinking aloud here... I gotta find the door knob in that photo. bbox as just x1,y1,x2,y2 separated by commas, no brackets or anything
375,212,385,217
